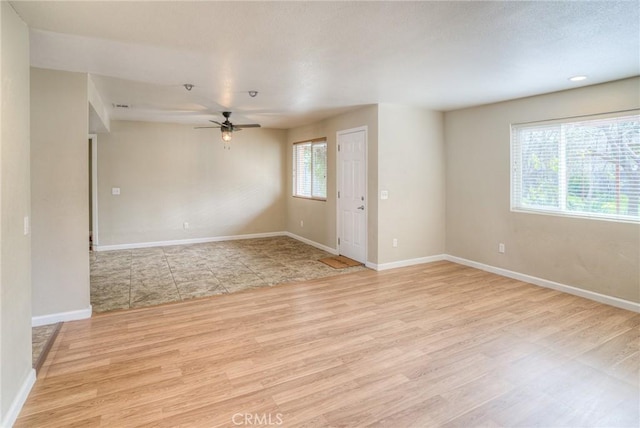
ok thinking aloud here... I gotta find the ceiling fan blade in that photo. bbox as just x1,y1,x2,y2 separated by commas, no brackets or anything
234,124,261,128
209,120,223,126
194,126,221,129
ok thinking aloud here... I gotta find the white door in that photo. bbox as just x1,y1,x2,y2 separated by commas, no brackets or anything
337,127,367,263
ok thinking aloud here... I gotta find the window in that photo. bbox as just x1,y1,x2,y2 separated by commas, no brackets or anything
511,112,640,223
293,139,327,200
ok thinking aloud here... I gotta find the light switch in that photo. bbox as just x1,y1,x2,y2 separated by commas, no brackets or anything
380,190,389,200
112,187,121,195
24,216,29,236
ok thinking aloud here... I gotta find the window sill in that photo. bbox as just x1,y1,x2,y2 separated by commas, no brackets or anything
511,207,639,225
292,195,327,202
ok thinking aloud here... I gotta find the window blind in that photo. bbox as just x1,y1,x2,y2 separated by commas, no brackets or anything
511,112,640,223
293,139,327,200
294,143,312,197
311,143,327,198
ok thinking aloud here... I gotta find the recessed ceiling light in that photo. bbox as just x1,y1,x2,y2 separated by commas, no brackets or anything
569,75,587,82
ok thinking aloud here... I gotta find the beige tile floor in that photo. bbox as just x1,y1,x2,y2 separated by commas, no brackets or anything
91,236,367,313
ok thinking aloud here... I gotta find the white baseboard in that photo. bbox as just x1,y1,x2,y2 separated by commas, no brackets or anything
94,231,286,251
1,368,35,428
91,232,640,313
95,231,338,255
32,305,93,327
366,254,446,271
284,232,338,255
445,255,640,313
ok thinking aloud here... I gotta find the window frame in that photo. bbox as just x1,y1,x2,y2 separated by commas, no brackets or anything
510,110,640,224
292,137,328,201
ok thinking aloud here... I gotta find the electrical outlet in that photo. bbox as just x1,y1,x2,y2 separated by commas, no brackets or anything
498,243,505,253
183,222,189,230
392,238,398,248
300,220,304,227
111,187,120,195
381,190,389,200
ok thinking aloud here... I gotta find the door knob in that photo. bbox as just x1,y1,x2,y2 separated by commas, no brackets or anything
357,205,365,210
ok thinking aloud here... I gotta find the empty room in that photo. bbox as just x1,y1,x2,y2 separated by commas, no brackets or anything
1,1,639,427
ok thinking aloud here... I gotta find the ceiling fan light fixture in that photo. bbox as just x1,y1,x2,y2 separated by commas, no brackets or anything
221,129,233,142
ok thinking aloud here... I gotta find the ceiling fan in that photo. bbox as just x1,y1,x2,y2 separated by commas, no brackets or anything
195,111,261,143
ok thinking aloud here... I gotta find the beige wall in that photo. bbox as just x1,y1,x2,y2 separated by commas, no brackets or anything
286,105,379,262
286,104,445,266
378,104,445,264
88,74,110,133
1,1,32,422
97,121,287,245
445,77,640,303
31,67,91,316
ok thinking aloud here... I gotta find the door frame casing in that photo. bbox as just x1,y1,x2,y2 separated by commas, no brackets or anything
336,126,368,263
89,134,99,250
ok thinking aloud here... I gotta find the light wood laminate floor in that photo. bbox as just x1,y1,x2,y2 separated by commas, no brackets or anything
17,261,639,427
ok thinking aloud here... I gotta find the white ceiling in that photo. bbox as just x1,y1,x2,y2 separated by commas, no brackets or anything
11,1,640,129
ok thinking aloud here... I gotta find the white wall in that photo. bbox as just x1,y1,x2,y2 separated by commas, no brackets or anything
445,77,640,303
377,104,445,264
31,67,91,317
97,121,287,246
1,2,33,425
